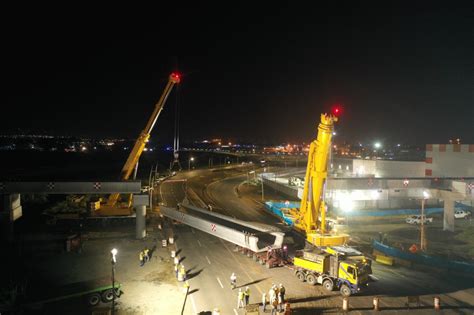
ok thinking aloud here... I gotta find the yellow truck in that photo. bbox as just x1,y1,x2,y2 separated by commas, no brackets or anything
293,246,372,297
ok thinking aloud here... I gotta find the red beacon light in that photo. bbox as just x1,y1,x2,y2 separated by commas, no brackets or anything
170,72,181,84
331,105,343,117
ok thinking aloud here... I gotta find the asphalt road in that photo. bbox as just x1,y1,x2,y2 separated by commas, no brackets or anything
158,166,474,314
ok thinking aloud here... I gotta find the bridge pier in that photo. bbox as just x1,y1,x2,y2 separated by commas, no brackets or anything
133,194,150,239
1,194,22,241
443,198,455,232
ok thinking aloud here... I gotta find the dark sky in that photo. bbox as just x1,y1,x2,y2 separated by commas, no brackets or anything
3,2,473,145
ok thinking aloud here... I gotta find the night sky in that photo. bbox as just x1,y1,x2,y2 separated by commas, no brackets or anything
3,3,473,145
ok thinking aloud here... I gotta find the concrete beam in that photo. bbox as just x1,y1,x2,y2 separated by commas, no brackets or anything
0,181,142,194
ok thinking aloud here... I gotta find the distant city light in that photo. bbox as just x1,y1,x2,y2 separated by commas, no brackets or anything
374,142,381,149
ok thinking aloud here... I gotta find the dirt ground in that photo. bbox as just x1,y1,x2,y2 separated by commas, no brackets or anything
8,215,191,314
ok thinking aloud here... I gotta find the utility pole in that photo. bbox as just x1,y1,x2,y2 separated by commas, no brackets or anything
420,191,429,251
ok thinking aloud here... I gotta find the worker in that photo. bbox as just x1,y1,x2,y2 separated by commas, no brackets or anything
268,286,275,302
244,286,250,305
139,251,144,267
230,273,237,289
277,290,283,312
279,283,286,304
143,248,150,263
179,264,186,281
174,264,179,278
237,288,245,308
174,255,179,266
270,295,278,315
262,292,267,312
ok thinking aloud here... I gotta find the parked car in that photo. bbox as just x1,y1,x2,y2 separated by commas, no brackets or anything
406,215,433,225
454,209,471,219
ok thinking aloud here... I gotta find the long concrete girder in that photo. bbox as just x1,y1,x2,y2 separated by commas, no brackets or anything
0,181,142,194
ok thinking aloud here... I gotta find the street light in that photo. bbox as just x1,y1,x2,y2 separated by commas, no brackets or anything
111,248,117,314
188,157,194,171
420,191,430,251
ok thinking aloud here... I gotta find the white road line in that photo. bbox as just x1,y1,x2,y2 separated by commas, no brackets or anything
206,255,211,264
233,309,238,315
190,295,197,314
216,277,224,288
197,240,202,247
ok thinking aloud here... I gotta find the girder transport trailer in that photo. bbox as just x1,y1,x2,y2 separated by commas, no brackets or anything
160,203,288,267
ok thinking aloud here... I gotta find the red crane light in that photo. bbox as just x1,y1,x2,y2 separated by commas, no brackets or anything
331,104,343,117
170,72,181,84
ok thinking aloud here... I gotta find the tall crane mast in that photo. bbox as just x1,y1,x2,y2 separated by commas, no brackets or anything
292,108,349,246
106,72,181,208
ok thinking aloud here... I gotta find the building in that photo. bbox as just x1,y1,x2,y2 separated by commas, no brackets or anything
425,144,474,177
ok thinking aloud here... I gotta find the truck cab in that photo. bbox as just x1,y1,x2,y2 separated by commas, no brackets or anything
293,246,372,296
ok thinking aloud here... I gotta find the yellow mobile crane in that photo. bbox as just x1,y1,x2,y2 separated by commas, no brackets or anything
289,107,373,296
96,72,181,216
291,107,349,246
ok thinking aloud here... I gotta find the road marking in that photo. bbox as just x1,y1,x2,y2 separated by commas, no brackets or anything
220,239,263,296
233,309,238,315
206,255,211,264
197,240,202,247
216,277,224,288
190,295,197,313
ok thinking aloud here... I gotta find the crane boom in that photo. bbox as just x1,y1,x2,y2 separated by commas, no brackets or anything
293,112,349,246
106,73,180,207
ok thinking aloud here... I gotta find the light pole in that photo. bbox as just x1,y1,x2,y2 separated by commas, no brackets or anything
261,172,265,201
111,248,117,314
188,157,194,171
420,191,429,251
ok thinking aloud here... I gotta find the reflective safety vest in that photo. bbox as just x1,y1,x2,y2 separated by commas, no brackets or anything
238,291,244,300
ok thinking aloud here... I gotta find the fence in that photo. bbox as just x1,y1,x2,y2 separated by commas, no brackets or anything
373,240,474,274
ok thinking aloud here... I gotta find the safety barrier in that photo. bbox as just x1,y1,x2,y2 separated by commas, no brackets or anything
265,201,447,220
373,240,474,274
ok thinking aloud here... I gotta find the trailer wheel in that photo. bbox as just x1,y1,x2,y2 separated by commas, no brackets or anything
101,289,115,302
306,274,317,285
322,279,334,291
340,284,352,297
86,293,101,306
295,271,305,282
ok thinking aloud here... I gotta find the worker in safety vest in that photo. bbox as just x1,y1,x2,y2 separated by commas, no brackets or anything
139,251,144,266
237,288,245,308
143,248,150,263
244,286,250,305
179,264,186,281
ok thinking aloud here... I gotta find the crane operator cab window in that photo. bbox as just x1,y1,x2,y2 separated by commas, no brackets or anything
347,266,356,279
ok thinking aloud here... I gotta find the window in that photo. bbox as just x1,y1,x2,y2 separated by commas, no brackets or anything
347,266,355,277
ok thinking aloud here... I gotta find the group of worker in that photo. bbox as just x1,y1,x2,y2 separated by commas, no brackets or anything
237,286,251,308
139,247,150,266
262,283,286,314
231,273,288,314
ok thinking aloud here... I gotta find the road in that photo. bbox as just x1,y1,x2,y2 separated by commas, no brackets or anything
157,166,474,314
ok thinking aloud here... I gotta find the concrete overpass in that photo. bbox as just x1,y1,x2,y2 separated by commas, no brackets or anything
262,174,474,232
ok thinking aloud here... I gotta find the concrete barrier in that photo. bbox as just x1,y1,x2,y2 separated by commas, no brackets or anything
375,254,394,265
